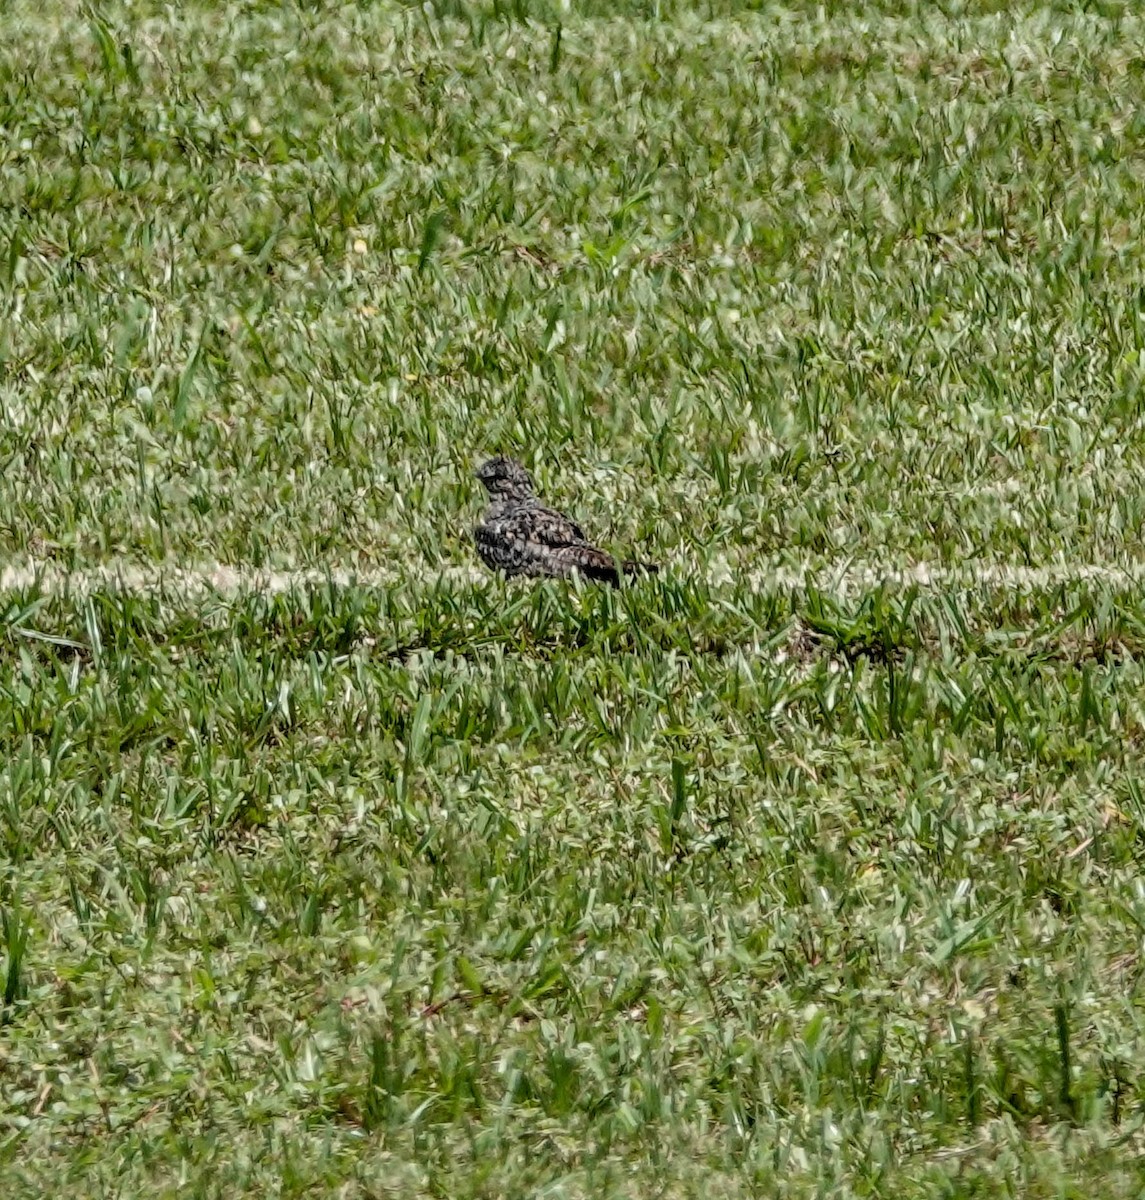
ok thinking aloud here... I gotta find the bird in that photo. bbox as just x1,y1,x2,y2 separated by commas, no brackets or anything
473,456,658,585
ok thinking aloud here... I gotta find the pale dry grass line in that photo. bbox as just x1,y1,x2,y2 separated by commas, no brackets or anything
0,561,484,596
3,557,1145,599
759,559,1145,594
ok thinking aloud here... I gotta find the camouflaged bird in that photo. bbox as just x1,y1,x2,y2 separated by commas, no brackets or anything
474,456,658,585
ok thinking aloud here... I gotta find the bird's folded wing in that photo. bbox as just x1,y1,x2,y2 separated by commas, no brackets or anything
521,505,588,546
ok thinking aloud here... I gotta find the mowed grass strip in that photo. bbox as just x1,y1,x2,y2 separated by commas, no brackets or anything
4,0,1145,1196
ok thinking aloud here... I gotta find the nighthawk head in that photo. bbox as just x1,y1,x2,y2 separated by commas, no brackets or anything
476,456,535,502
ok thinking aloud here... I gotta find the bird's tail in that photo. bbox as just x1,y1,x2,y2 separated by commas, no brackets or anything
593,557,659,586
621,560,659,579
553,546,659,586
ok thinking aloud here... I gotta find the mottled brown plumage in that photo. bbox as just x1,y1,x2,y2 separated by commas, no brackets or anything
474,456,657,585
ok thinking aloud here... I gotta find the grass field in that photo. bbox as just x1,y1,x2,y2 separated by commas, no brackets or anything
4,0,1145,1194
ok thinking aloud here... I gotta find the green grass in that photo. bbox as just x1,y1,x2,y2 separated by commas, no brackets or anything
4,0,1145,1195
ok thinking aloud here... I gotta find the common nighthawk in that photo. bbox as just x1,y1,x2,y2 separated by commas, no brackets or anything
474,456,658,585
